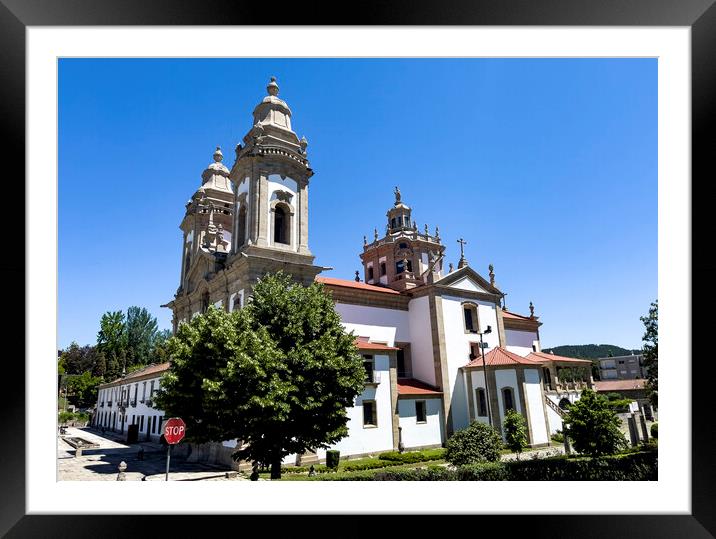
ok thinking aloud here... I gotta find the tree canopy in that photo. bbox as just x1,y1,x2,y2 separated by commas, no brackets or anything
562,388,626,457
154,272,366,479
640,301,658,408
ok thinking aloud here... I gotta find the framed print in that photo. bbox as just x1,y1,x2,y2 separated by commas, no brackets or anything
2,0,715,536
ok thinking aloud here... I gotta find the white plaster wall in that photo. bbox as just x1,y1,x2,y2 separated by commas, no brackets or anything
335,303,410,345
495,369,521,427
450,277,488,293
440,295,500,431
407,295,435,386
524,369,549,445
545,391,581,434
267,174,298,249
398,398,444,448
505,329,539,357
316,353,394,459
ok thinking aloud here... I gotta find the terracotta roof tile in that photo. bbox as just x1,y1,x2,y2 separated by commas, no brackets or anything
594,379,647,391
528,351,592,365
316,276,401,295
355,340,400,351
397,378,443,396
501,310,534,320
465,347,543,367
100,362,171,387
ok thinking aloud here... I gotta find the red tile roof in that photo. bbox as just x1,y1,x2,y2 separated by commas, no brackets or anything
528,351,592,365
501,310,534,320
355,340,400,351
465,347,543,367
397,378,443,396
594,379,647,391
316,276,401,295
100,362,171,387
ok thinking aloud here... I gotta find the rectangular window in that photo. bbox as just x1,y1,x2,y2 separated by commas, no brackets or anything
397,349,406,377
150,380,155,397
367,266,374,281
463,304,479,333
363,400,377,427
363,356,374,383
476,388,488,417
140,415,144,430
416,401,427,423
142,382,146,402
380,262,386,276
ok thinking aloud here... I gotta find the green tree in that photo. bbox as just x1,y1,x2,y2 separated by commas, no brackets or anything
125,306,159,367
155,272,366,480
97,310,127,362
562,388,627,457
445,421,503,466
640,301,658,408
66,371,103,408
503,409,528,458
150,328,174,363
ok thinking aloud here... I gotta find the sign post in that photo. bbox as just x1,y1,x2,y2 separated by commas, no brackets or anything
161,417,186,481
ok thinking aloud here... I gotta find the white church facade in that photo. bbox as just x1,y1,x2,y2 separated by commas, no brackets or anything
94,78,594,465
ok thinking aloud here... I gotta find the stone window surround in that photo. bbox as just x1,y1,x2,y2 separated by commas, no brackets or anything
475,387,488,417
415,400,427,424
502,386,516,412
362,399,378,428
462,301,481,334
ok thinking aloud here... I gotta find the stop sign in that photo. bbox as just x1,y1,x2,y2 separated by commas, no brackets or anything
162,417,186,445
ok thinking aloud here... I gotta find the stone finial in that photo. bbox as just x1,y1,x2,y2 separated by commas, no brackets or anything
355,271,361,282
489,264,495,285
213,146,223,162
299,136,308,154
363,235,368,246
529,301,535,318
374,228,378,241
457,238,468,269
435,226,440,241
267,76,279,96
394,186,402,204
424,224,429,236
412,220,416,229
448,262,454,273
502,293,507,311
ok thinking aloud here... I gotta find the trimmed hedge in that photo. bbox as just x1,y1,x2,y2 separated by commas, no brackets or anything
651,423,658,439
372,451,656,481
378,448,446,464
326,450,340,470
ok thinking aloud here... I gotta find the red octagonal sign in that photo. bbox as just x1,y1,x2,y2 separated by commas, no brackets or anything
162,417,186,445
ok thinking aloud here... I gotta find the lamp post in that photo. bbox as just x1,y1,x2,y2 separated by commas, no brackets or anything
478,325,493,428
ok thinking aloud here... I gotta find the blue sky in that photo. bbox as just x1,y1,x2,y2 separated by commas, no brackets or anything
58,58,656,350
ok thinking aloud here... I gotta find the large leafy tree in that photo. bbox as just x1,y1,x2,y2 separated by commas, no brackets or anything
155,272,366,479
126,306,159,366
562,388,626,457
66,371,103,408
640,300,658,408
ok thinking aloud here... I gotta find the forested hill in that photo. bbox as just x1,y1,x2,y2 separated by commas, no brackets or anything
541,344,642,359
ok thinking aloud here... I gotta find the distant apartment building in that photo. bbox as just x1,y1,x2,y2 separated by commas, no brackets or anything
598,354,645,380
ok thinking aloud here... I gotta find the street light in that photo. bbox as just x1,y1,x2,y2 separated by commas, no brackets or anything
478,325,493,427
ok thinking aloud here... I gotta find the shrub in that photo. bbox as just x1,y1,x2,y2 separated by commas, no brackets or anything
378,448,446,464
562,389,627,457
371,452,656,481
326,450,340,470
650,422,658,439
551,431,564,443
445,421,502,466
503,409,528,457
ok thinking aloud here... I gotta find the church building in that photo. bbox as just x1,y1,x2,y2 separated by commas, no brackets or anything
94,78,594,465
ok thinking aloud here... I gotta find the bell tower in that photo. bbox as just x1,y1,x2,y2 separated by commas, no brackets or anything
227,77,323,286
360,188,446,291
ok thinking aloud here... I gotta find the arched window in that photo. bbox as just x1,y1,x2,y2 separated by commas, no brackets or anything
237,204,247,248
274,205,290,245
558,397,571,410
476,388,488,417
396,259,412,274
502,387,515,412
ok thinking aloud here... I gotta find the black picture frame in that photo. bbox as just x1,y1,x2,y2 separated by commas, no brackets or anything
2,0,714,536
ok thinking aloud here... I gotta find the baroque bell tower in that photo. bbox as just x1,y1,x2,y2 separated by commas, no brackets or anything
226,77,323,285
360,188,446,291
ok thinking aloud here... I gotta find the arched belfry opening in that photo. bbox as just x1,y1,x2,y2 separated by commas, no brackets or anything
273,203,290,245
237,204,247,248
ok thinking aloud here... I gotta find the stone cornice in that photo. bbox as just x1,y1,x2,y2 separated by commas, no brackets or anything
503,318,543,330
406,283,501,304
322,284,410,311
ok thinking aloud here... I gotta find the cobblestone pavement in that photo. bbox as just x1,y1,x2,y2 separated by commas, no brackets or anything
58,427,244,481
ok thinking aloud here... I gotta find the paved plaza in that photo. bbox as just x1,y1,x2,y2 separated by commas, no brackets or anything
58,427,243,481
